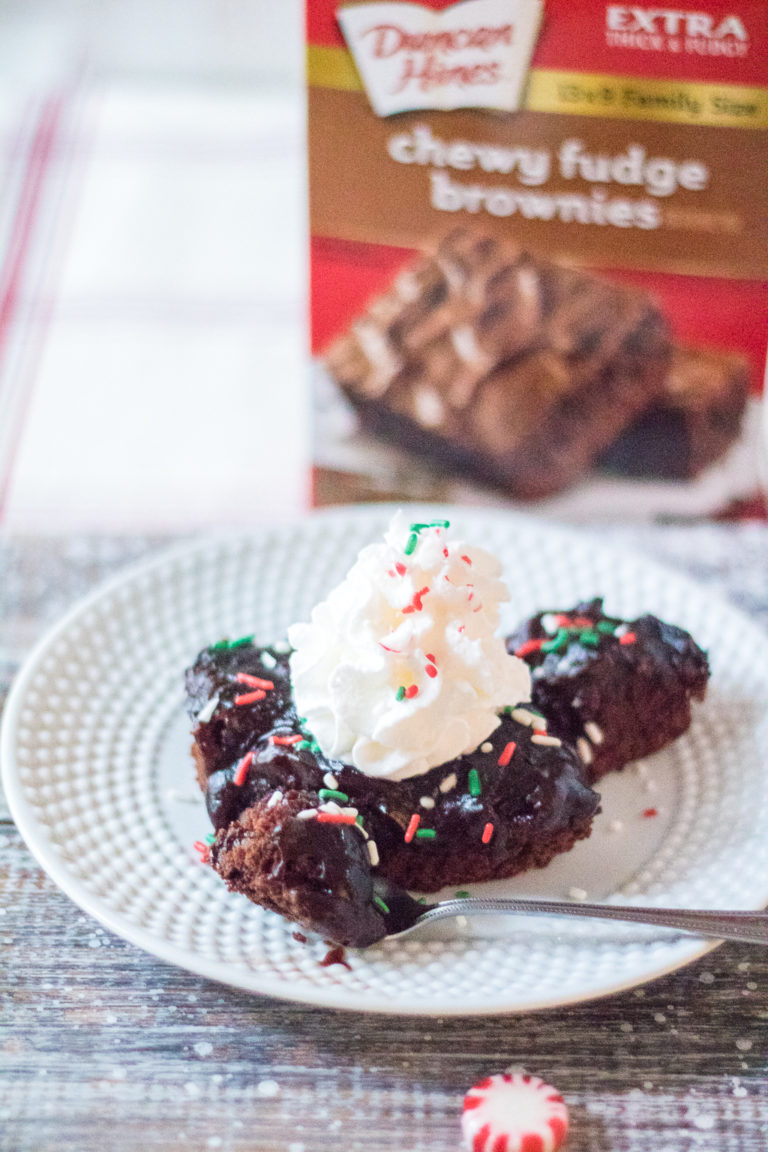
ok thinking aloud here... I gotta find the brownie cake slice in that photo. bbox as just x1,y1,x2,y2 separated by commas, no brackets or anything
599,345,750,480
325,227,671,498
186,638,599,946
507,599,710,782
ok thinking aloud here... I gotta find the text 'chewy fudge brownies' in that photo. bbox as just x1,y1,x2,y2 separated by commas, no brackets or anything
325,228,671,499
185,516,600,947
507,598,710,783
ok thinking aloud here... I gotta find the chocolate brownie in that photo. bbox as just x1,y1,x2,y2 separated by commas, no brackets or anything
186,638,599,946
507,599,710,782
599,345,750,480
325,228,671,498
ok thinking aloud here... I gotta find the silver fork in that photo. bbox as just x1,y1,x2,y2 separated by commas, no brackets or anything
383,894,768,945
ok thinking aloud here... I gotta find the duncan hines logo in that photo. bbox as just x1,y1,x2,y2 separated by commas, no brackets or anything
605,6,751,56
337,0,544,117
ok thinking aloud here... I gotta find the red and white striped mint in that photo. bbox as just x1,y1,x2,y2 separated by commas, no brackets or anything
462,1070,568,1152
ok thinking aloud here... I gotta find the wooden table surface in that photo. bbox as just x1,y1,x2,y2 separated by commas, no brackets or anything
2,526,767,1152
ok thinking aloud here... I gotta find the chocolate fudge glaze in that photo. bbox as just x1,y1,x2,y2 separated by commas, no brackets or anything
186,640,599,946
507,599,710,783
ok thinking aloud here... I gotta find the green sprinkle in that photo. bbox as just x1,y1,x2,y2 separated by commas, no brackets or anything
596,620,616,634
579,630,601,647
404,532,419,556
211,634,254,651
455,890,470,899
415,828,436,840
417,896,428,905
373,896,390,914
356,814,364,826
204,833,216,846
229,634,255,648
296,740,312,750
542,628,569,654
428,519,450,528
502,705,513,715
318,788,349,803
396,685,406,701
409,521,429,532
467,768,482,797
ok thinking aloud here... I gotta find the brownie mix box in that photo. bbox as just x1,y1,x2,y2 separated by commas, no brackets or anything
306,0,767,518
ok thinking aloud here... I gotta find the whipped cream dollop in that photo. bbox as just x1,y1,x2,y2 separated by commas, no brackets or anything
287,512,530,781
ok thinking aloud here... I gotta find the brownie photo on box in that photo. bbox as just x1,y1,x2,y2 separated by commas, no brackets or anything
325,228,671,499
324,228,749,499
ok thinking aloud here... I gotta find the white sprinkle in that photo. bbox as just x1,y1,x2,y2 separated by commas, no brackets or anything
577,737,593,765
194,1042,213,1057
455,915,468,928
480,742,493,753
568,887,588,902
584,721,604,745
272,641,291,655
367,841,380,867
644,778,658,794
196,695,219,723
607,819,624,835
288,1144,305,1152
419,796,435,809
184,1082,200,1097
541,613,559,635
255,1079,281,1098
318,800,342,815
439,773,457,793
295,809,317,820
733,1085,747,1098
735,1038,753,1051
654,1013,666,1024
618,1021,633,1033
260,651,277,669
614,623,629,638
511,707,538,727
323,773,339,790
691,1115,715,1131
531,734,562,747
165,789,200,805
635,762,649,780
266,789,283,810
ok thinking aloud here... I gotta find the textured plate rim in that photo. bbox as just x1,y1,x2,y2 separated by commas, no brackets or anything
2,505,765,1015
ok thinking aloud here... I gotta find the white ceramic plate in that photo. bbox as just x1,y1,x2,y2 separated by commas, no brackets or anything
3,506,768,1015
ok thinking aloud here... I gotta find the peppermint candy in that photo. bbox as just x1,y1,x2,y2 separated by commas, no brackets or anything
462,1070,569,1152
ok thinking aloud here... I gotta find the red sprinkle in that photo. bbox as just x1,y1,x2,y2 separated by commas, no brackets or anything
317,812,357,825
481,823,494,844
461,554,472,565
514,638,545,658
403,586,430,613
236,673,274,690
395,562,407,576
619,632,637,645
443,547,449,558
533,728,547,737
643,807,658,818
234,689,267,706
193,840,210,862
404,813,421,843
497,741,516,767
404,684,419,699
425,663,438,678
271,734,303,746
233,750,254,786
379,642,400,653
